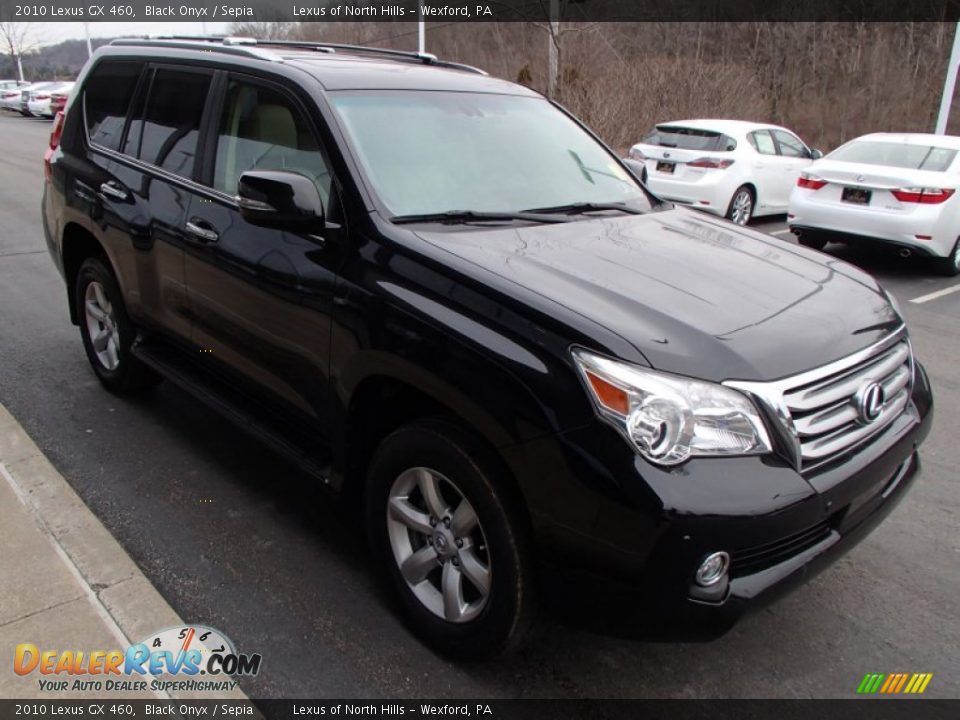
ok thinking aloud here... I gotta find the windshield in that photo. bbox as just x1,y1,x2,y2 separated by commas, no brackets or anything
329,90,650,218
829,141,958,172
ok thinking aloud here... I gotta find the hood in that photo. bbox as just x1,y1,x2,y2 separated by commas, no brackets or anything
415,207,900,382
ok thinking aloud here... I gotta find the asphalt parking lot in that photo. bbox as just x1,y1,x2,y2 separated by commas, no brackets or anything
1,111,958,699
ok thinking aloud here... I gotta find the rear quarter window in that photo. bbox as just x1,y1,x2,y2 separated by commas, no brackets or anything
83,61,143,151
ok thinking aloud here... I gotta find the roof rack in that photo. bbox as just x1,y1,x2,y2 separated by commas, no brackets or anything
108,36,487,75
110,37,284,62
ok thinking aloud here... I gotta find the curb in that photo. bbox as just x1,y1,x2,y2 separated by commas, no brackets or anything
0,402,248,702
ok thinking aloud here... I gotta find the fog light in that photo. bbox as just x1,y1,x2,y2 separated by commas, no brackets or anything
695,551,730,587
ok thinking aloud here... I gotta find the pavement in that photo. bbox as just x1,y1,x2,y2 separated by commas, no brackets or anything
0,402,172,700
0,111,958,700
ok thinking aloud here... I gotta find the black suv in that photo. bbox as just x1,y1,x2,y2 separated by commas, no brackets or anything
43,38,933,658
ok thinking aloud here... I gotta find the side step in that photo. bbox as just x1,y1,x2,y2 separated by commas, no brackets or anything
131,339,333,485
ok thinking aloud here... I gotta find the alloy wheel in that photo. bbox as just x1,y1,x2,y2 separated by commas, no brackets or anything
84,281,120,371
386,467,492,623
731,190,753,225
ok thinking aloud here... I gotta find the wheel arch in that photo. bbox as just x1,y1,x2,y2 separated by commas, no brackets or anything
337,369,533,530
61,222,109,325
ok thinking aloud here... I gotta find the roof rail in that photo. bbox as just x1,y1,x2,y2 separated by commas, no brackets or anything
109,37,284,62
109,36,487,75
258,40,488,75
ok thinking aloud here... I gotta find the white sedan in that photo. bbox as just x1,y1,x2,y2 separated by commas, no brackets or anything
788,133,960,276
628,119,821,225
27,81,74,118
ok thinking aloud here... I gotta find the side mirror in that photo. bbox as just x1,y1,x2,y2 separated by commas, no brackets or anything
810,148,824,160
237,170,324,233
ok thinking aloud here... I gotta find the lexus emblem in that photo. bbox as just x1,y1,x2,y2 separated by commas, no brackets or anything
856,174,865,182
664,152,671,158
855,382,885,424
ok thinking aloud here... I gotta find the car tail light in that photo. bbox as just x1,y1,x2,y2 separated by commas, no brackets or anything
629,148,648,161
34,94,50,100
797,173,828,190
688,157,735,169
891,187,956,204
44,111,64,182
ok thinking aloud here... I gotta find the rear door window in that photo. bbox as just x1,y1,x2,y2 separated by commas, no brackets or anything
83,61,144,151
135,68,213,178
641,126,736,152
748,130,777,156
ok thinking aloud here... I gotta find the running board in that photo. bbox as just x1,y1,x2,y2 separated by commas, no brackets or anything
131,339,333,485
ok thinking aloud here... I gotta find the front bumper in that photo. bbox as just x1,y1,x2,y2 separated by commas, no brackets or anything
507,362,933,639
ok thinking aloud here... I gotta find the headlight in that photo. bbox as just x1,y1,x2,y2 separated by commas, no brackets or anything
571,348,772,466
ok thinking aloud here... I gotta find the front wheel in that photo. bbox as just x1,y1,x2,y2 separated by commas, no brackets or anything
726,185,754,226
934,238,960,277
366,423,536,658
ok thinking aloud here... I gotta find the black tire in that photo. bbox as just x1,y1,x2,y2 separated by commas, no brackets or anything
726,185,754,226
75,256,160,394
365,422,536,659
934,238,960,277
798,235,828,251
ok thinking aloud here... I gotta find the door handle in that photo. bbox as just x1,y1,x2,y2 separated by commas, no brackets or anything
185,219,219,244
99,181,128,201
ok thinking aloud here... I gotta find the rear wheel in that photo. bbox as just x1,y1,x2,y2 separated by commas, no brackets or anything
366,422,536,658
726,185,754,225
76,257,160,394
934,238,960,277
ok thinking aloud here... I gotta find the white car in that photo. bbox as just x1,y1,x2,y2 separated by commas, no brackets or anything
27,81,74,118
629,119,821,225
0,82,30,111
788,133,960,276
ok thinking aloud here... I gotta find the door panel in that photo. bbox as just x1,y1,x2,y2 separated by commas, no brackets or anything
747,130,783,211
183,76,340,427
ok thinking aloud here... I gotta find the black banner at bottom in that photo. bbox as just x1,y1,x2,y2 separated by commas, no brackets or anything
0,700,956,720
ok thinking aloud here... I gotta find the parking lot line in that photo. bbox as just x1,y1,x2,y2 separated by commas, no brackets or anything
909,284,960,304
770,229,793,236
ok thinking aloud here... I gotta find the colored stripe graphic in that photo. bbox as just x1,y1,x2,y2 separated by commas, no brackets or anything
857,672,933,694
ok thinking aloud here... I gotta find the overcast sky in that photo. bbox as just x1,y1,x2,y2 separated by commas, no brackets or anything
33,22,232,47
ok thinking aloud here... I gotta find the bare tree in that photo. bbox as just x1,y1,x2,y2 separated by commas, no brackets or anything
0,22,40,82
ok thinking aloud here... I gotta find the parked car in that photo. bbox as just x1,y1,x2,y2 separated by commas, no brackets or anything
27,81,75,118
44,39,932,658
0,79,26,92
629,119,822,225
789,132,960,276
17,81,57,116
0,82,34,111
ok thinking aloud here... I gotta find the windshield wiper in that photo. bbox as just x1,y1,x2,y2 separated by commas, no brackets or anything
391,210,569,225
522,202,645,216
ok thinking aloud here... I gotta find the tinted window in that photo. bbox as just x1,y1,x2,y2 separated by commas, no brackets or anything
331,90,649,217
773,130,808,158
641,126,736,152
137,69,212,177
829,140,958,172
212,80,332,204
83,61,143,150
749,130,777,155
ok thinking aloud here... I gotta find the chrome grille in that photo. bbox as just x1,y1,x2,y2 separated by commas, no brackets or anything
786,340,912,465
726,329,914,471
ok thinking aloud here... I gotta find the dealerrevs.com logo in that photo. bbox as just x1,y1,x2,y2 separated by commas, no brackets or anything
14,625,262,693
